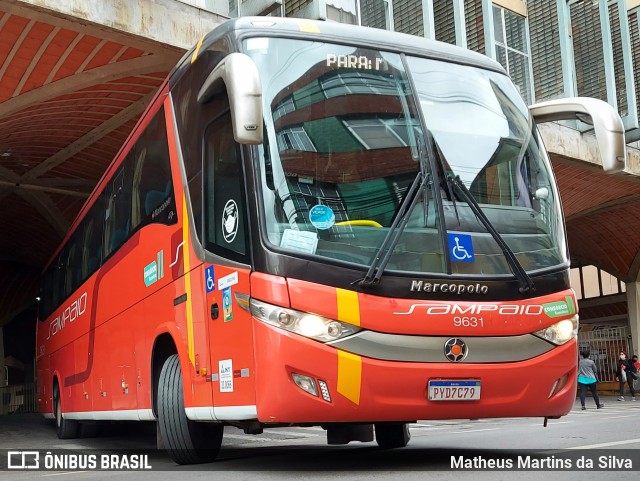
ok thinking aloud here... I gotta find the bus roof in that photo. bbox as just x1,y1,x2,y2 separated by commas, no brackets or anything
171,16,506,83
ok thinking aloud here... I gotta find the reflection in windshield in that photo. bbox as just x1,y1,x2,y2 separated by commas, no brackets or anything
407,56,566,276
245,37,566,278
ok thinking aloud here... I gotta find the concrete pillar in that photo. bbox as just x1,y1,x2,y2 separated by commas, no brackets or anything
625,282,640,357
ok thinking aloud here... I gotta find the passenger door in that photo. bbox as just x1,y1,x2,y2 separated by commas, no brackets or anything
202,108,256,416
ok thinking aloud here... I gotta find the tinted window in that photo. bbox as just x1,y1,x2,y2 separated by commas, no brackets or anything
104,157,133,257
204,111,248,261
82,193,105,280
131,107,176,229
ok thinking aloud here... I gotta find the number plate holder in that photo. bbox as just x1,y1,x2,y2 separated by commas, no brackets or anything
428,380,481,401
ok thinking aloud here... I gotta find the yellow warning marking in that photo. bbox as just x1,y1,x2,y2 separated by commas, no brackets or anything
337,350,362,405
191,36,205,64
182,196,195,365
298,20,320,33
336,288,360,326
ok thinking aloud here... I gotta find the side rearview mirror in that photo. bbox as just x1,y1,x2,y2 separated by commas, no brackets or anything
529,97,626,174
197,53,263,144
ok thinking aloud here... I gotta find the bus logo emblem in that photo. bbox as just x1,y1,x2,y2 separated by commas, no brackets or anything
444,338,468,362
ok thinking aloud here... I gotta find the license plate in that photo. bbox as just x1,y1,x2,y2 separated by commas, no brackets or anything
428,380,481,401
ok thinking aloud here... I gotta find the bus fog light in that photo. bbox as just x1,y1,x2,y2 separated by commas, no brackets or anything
317,380,331,402
292,373,318,396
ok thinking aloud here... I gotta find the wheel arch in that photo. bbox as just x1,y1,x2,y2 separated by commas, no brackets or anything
151,332,179,416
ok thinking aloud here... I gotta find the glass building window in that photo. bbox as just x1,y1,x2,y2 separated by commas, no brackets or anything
571,265,625,300
566,0,637,130
492,4,533,104
360,0,393,30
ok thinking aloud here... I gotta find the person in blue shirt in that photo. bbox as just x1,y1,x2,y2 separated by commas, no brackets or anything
578,350,603,410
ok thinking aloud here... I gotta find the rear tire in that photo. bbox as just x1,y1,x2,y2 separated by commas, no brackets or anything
157,354,223,464
374,422,410,449
53,382,79,439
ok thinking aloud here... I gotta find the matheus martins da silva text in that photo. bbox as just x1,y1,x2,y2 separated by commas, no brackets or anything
451,455,633,470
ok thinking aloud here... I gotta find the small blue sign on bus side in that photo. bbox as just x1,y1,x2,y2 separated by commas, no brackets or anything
205,265,215,293
448,233,475,263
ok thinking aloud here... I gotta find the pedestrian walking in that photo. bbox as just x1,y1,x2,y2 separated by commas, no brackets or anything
577,350,603,410
628,354,639,392
616,352,636,401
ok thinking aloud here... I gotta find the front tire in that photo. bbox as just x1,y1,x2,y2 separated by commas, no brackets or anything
374,422,411,449
53,382,78,439
157,354,223,464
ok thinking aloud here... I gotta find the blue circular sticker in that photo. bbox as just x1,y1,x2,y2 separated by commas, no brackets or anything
309,205,335,230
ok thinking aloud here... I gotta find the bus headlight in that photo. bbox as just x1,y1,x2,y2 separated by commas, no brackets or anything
533,315,579,345
250,299,360,342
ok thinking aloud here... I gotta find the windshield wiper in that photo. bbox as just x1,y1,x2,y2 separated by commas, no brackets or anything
447,174,535,295
353,170,431,288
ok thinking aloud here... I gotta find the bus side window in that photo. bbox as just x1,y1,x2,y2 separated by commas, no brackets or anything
82,193,104,279
39,266,55,320
204,110,249,262
53,249,67,308
131,107,176,229
65,235,81,297
104,157,133,258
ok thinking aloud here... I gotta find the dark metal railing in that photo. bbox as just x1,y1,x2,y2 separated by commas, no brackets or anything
0,382,38,414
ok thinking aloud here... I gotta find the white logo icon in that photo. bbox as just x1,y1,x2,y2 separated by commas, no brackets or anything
222,199,239,243
451,236,472,260
8,451,40,469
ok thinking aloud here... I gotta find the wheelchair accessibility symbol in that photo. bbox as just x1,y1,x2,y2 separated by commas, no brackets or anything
447,233,475,263
205,265,215,292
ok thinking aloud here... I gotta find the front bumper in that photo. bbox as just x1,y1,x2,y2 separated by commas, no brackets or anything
253,321,577,423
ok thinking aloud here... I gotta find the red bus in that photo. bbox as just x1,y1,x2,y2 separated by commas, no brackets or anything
36,17,626,464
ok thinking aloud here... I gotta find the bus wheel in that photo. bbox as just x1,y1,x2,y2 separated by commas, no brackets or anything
53,383,78,439
157,354,223,464
374,422,411,449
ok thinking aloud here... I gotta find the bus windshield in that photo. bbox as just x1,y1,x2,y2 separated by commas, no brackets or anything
245,37,566,278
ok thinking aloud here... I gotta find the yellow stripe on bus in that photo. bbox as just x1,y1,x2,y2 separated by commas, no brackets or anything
191,36,205,64
337,350,362,405
182,196,195,365
336,288,360,326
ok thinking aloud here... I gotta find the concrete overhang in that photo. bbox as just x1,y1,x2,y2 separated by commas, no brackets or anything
0,0,225,326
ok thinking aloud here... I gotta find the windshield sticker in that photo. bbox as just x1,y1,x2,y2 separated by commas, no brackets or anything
222,199,239,243
448,234,475,263
280,229,318,255
309,205,335,230
223,287,233,322
246,37,269,52
205,265,215,293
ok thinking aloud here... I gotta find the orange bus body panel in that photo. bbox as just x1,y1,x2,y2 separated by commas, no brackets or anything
251,276,577,423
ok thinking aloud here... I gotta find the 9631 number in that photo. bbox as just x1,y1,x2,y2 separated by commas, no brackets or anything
453,316,484,328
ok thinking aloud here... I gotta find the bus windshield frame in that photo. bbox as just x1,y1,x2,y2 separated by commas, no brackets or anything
242,36,567,281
